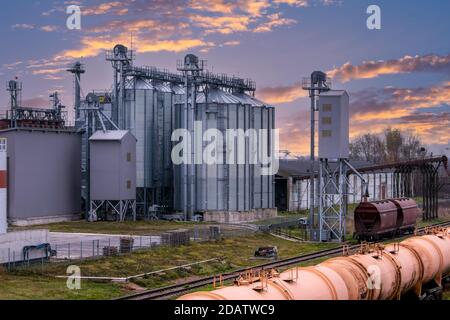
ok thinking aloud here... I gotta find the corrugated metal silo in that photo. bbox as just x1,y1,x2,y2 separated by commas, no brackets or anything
123,78,175,213
173,88,276,222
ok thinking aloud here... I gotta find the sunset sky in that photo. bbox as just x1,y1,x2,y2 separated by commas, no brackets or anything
0,0,449,156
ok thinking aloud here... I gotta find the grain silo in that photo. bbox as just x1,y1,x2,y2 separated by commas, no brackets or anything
173,87,276,223
105,45,277,222
123,78,175,214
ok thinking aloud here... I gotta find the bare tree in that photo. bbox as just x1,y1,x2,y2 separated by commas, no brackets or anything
385,127,403,162
401,134,423,160
349,133,386,163
349,128,426,164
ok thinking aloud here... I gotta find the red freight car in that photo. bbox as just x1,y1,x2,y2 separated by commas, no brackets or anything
354,198,420,241
389,198,420,235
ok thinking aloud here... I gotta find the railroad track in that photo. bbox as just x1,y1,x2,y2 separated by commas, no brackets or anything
117,221,450,300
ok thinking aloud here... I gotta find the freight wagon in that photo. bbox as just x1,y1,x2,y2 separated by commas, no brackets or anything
354,198,420,241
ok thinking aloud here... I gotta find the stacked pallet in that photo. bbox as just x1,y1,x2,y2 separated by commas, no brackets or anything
103,246,118,256
209,226,221,240
120,237,135,253
161,229,190,247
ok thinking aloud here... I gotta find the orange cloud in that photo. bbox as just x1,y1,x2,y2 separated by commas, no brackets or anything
276,82,450,155
31,68,64,75
138,39,213,53
40,25,58,32
190,15,252,34
54,35,213,60
55,37,115,60
257,83,307,104
253,13,296,32
328,54,450,82
189,0,235,14
274,0,309,7
350,82,450,121
82,1,127,16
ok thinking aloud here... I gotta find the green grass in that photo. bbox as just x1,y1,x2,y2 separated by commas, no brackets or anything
0,271,128,300
1,233,337,300
417,217,450,228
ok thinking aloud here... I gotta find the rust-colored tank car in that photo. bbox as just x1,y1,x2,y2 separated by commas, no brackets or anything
390,198,420,234
354,200,398,240
354,198,419,241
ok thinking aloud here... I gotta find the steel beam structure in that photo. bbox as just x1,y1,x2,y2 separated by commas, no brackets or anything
302,72,331,229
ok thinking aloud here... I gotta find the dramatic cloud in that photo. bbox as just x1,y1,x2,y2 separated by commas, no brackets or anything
350,81,450,121
257,83,306,104
255,53,450,105
54,35,213,60
329,54,450,82
348,82,450,147
276,82,450,155
27,0,338,72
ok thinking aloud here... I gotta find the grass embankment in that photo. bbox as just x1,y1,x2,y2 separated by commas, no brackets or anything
0,233,337,300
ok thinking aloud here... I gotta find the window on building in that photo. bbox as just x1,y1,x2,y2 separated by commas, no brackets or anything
127,180,131,189
322,117,332,125
322,104,332,112
322,130,332,138
126,152,131,162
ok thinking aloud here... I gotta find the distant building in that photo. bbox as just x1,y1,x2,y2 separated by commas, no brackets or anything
275,159,394,212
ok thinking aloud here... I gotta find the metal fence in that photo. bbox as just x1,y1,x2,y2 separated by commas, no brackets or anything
1,225,255,270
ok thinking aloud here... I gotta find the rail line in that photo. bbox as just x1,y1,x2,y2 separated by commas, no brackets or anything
116,220,450,300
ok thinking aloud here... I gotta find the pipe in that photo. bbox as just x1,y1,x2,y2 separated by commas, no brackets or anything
178,227,450,300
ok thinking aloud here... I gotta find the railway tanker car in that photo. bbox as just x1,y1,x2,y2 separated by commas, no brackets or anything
354,198,420,241
178,226,450,300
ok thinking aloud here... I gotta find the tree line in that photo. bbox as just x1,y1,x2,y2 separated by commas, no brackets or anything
349,128,427,164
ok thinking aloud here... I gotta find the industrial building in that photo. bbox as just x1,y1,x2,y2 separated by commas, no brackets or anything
89,130,137,221
0,81,82,226
0,128,81,226
70,44,277,223
0,45,278,226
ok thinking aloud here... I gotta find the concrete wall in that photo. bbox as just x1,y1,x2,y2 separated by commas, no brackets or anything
0,229,49,263
0,129,81,224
